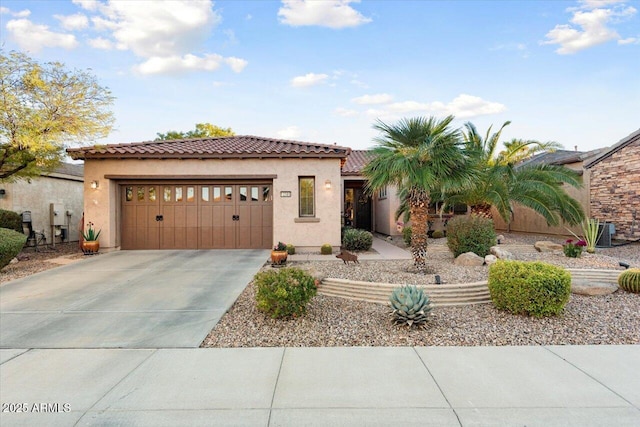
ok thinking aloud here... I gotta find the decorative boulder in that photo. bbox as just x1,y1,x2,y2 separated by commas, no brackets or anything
490,246,515,260
571,280,618,296
534,241,563,253
496,234,505,243
454,252,485,266
485,254,498,265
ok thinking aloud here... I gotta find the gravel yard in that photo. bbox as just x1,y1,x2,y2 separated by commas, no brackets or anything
0,243,86,285
202,233,640,348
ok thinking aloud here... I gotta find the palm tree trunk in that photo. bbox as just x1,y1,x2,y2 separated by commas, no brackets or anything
409,188,430,272
470,203,493,219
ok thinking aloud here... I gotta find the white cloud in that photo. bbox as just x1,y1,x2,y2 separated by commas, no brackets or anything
361,94,506,120
543,1,637,54
0,7,8,14
55,13,89,30
278,0,371,29
618,36,639,44
351,93,393,105
0,7,31,17
88,37,114,50
91,16,118,32
350,79,368,89
277,125,302,139
134,54,245,75
72,0,102,12
6,19,78,52
335,107,358,117
291,72,329,87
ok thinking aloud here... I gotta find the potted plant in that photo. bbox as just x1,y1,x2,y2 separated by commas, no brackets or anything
81,222,101,254
271,241,288,265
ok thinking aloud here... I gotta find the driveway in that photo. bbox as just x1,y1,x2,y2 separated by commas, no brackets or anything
0,250,269,348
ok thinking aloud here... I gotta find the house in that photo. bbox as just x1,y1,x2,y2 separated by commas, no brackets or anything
67,136,350,251
0,163,84,244
584,128,640,241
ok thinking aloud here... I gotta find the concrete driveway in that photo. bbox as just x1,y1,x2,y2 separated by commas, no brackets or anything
0,250,269,348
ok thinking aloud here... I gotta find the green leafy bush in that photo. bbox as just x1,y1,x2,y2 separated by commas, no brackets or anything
446,215,497,257
342,228,373,251
431,230,444,239
320,244,333,255
254,267,317,319
286,244,295,255
0,209,23,233
488,260,571,317
402,226,412,246
0,228,27,270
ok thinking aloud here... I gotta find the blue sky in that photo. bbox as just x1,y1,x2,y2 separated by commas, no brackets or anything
1,0,639,152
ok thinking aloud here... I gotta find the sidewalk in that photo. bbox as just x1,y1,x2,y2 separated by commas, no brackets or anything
1,345,638,426
289,236,412,261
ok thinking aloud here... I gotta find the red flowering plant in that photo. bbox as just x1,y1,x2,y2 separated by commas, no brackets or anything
563,239,586,258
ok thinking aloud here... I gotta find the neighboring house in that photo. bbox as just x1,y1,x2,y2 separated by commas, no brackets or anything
584,128,640,241
67,136,349,251
0,163,84,244
492,149,599,237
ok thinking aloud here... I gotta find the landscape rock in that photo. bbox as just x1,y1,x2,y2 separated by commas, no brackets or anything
454,252,485,266
571,280,619,296
490,246,515,260
534,241,563,253
9,257,19,264
496,234,505,243
484,254,498,265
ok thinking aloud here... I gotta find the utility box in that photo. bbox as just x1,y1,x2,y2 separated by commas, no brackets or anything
50,203,65,226
596,222,615,248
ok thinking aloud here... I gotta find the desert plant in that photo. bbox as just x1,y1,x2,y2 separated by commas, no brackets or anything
320,244,333,255
254,267,317,319
342,228,373,251
567,218,603,254
402,226,412,246
0,209,23,233
389,285,433,327
82,222,101,241
562,239,586,258
0,228,27,270
488,260,571,317
286,244,295,255
431,230,444,239
273,241,287,251
618,268,640,293
446,215,497,257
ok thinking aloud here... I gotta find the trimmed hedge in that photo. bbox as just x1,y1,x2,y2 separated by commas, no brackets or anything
446,215,496,257
0,228,27,270
342,228,373,252
255,267,317,319
0,209,23,233
488,260,571,317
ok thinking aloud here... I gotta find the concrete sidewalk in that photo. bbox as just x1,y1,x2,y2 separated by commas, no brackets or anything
289,236,412,261
1,345,638,426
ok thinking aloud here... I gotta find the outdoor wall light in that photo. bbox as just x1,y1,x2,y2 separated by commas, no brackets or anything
90,180,99,189
325,179,332,190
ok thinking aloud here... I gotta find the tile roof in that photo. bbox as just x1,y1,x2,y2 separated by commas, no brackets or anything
50,162,84,177
584,128,640,169
67,135,351,160
518,150,590,168
342,150,376,176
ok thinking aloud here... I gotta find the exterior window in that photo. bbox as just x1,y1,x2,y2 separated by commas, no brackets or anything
126,186,133,202
175,187,183,202
240,186,247,202
137,187,145,201
187,186,195,202
299,177,315,217
251,187,259,202
225,186,233,201
213,187,221,202
378,186,387,199
164,187,171,202
149,187,156,202
262,186,271,202
201,187,210,202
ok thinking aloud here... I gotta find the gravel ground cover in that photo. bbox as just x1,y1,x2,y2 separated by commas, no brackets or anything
0,243,86,285
202,233,640,347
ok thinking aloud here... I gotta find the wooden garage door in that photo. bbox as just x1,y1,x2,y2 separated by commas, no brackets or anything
121,183,273,250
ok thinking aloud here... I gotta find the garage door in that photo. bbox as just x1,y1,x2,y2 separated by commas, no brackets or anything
121,182,273,249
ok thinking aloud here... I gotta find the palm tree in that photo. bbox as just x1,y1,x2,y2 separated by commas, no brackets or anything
443,121,584,226
362,116,471,271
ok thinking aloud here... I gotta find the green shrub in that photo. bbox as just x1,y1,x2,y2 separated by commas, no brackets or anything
0,209,23,233
254,267,317,319
402,226,412,246
286,244,295,255
431,230,444,239
618,268,640,293
342,228,373,251
320,244,333,255
446,215,497,257
0,228,27,270
488,260,571,317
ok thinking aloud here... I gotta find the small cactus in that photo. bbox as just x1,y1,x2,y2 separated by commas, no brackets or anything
320,244,332,255
389,285,433,327
618,268,640,293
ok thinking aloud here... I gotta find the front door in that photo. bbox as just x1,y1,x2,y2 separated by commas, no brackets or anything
344,184,372,231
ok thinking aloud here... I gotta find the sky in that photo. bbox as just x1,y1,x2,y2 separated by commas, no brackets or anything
1,0,639,153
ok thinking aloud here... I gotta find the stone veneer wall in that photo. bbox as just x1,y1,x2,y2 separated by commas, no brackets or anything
588,137,640,241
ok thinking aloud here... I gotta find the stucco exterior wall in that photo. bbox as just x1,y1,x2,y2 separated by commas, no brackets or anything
374,185,402,236
83,157,342,250
0,175,84,243
588,138,640,240
492,161,589,237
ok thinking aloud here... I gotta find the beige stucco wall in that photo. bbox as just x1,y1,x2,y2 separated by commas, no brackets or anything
374,185,402,236
588,138,640,240
0,174,84,243
493,161,589,237
83,157,342,250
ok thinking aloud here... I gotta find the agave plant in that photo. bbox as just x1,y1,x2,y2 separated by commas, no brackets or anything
389,285,433,327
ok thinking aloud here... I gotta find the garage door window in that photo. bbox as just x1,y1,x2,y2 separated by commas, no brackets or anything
201,187,210,202
213,186,221,202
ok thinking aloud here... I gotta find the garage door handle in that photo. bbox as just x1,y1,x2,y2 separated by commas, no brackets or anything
156,215,163,221
232,215,239,221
